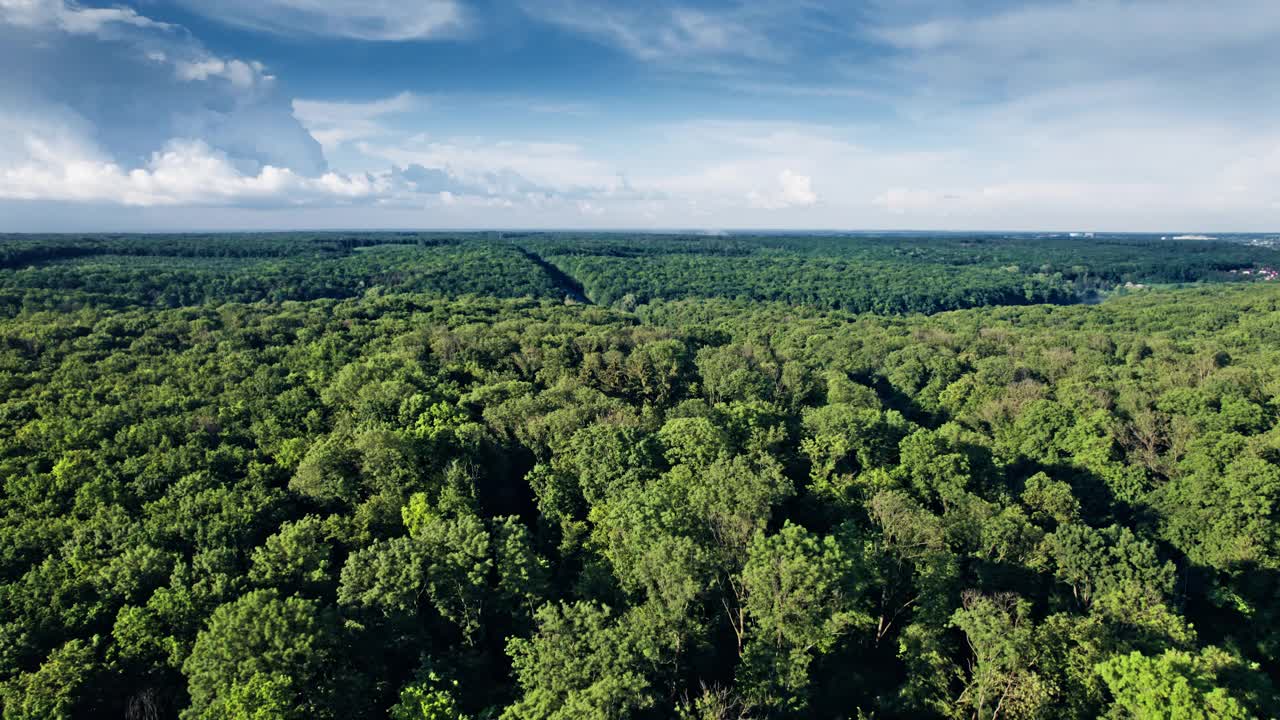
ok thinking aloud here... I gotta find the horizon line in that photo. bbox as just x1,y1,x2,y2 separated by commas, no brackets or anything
2,228,1277,237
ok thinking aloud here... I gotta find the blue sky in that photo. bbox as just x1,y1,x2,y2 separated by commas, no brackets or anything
1,0,1278,231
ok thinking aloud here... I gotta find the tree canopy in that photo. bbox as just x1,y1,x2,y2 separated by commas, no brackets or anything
1,232,1278,718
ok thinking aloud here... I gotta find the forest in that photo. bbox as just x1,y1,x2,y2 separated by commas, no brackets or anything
0,232,1278,719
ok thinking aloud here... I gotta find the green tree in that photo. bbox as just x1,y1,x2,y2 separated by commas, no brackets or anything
289,434,361,506
390,672,472,720
1096,649,1250,720
503,602,653,720
337,536,427,617
1039,524,1175,615
493,516,551,624
739,523,871,712
182,590,358,720
249,516,332,593
405,504,492,643
949,592,1053,720
0,638,97,720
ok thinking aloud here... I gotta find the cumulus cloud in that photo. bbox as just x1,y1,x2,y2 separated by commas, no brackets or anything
292,91,634,205
0,0,633,216
748,170,818,209
174,58,271,89
0,0,369,206
5,0,1278,230
0,0,282,99
0,137,387,207
168,0,464,41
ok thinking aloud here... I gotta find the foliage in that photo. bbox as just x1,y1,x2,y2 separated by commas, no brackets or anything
0,232,1278,718
1096,648,1251,719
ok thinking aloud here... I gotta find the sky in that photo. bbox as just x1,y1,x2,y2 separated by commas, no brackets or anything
0,0,1278,232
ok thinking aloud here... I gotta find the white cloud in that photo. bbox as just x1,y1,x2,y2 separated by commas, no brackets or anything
867,0,1280,114
869,171,1280,228
0,0,166,34
293,92,424,151
175,59,270,89
5,0,1280,230
748,170,818,210
1,0,314,171
1,0,277,91
389,163,562,200
0,0,344,206
778,0,1280,229
0,135,388,207
631,110,1280,229
876,1,1280,60
359,134,621,194
872,188,955,215
169,0,465,41
524,1,782,64
295,92,631,203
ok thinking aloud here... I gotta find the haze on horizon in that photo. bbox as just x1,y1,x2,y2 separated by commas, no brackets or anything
1,0,1278,233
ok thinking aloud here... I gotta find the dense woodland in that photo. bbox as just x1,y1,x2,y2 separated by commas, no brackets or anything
525,233,1268,312
1,233,1279,719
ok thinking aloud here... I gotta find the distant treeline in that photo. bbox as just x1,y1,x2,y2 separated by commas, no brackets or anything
0,232,1273,317
0,233,491,267
525,233,1273,313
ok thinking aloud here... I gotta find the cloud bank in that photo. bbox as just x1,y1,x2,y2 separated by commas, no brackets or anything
1,0,1277,230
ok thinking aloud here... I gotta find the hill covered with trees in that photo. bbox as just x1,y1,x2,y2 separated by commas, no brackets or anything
0,233,1278,718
